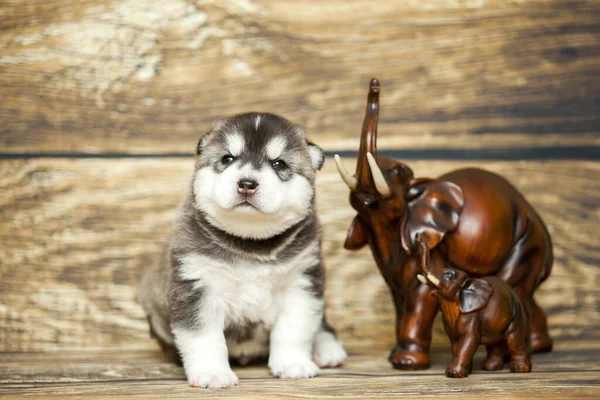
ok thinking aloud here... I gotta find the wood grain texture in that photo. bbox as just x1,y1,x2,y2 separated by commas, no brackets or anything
1,348,599,399
1,158,598,354
0,349,600,400
1,0,599,154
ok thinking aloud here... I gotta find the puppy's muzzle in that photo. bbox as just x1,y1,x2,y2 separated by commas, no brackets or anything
238,179,259,195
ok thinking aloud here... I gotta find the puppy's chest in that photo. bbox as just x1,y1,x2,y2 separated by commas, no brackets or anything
202,259,305,325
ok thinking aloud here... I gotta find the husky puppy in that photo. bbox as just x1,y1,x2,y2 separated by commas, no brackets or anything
139,112,347,388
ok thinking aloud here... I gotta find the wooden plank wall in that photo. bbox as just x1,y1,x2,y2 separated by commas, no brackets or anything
1,0,599,154
1,159,599,353
0,0,599,360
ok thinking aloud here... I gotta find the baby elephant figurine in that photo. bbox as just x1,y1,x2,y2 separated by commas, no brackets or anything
416,236,532,378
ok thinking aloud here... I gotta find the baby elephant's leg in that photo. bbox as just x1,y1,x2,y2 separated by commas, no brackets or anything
446,315,481,378
446,335,478,378
506,331,532,373
483,343,505,371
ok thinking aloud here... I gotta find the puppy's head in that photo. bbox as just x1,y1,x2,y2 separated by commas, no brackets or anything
192,112,324,239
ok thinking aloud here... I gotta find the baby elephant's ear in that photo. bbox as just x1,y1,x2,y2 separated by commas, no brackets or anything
459,279,494,313
307,141,325,170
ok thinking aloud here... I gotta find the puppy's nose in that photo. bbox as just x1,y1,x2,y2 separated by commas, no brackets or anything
237,179,259,195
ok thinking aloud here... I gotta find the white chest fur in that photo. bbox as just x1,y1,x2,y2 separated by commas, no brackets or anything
178,240,320,328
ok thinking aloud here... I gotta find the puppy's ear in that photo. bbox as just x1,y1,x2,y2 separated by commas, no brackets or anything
196,134,209,156
307,141,324,170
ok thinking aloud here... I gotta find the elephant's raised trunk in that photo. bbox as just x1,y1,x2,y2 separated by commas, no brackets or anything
355,78,381,190
335,78,390,196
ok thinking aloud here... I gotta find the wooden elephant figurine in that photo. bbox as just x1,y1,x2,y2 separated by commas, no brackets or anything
334,78,553,370
416,236,532,378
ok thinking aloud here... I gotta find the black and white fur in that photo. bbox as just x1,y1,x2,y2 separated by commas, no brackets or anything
139,113,346,388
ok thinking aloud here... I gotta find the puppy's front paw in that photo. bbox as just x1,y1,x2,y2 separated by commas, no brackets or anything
313,332,347,368
188,367,239,388
269,352,319,379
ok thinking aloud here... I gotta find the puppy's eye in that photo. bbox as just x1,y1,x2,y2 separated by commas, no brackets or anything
443,270,457,282
221,155,234,165
271,159,288,170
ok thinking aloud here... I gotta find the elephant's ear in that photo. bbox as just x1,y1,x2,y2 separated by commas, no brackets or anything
344,216,368,250
459,278,494,313
400,179,464,254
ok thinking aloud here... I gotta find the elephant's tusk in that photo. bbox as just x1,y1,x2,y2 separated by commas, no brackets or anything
427,273,441,287
366,152,391,197
417,274,428,285
334,154,358,190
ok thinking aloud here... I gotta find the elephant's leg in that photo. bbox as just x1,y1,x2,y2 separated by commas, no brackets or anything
520,249,553,353
512,284,552,354
446,332,478,378
388,281,439,370
529,296,553,353
483,343,505,371
451,340,458,357
446,315,481,378
506,330,532,373
498,243,553,354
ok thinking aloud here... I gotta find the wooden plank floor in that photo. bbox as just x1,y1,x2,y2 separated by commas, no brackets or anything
1,346,600,399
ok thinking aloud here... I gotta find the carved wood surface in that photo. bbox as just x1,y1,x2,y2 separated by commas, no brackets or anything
1,0,599,154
